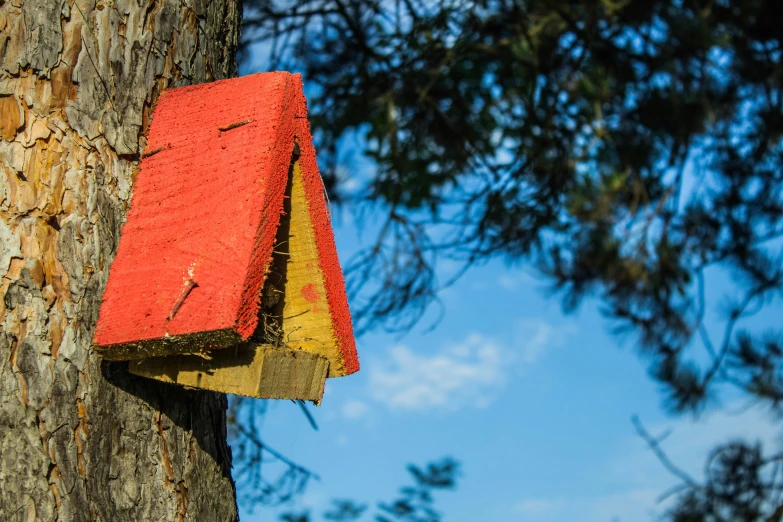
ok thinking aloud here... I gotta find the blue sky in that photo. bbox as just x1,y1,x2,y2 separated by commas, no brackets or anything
237,210,782,522
237,47,783,522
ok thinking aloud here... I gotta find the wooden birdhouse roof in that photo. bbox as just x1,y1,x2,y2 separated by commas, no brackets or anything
94,72,358,394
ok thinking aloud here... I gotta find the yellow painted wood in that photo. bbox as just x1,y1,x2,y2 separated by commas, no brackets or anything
278,160,345,376
129,344,329,404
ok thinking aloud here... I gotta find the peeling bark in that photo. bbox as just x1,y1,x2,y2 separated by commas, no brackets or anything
0,1,242,520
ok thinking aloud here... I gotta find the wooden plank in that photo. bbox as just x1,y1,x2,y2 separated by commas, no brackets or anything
274,160,347,377
94,73,296,359
291,97,359,375
129,344,329,404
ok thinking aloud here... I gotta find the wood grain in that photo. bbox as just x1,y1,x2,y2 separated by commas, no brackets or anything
127,160,338,400
94,73,294,359
278,161,346,376
129,345,329,404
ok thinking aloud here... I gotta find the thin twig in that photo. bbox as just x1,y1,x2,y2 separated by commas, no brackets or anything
294,400,319,430
632,415,698,488
233,422,319,479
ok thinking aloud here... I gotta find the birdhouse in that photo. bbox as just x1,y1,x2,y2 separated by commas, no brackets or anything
93,72,359,404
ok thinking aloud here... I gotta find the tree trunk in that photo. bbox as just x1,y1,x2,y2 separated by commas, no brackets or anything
0,1,242,520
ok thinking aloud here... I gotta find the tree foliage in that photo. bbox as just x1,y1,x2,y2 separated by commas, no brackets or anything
240,0,783,518
279,458,459,522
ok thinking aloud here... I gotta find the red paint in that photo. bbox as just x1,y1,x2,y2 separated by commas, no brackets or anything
95,73,292,351
94,72,359,375
290,73,359,374
300,283,320,303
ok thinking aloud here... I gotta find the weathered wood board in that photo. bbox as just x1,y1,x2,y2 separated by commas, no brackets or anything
274,160,348,377
129,345,329,404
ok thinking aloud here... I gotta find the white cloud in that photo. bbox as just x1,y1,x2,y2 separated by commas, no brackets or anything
498,271,536,290
366,319,572,412
514,498,564,515
512,489,659,522
514,319,575,367
368,333,505,411
586,488,661,522
470,280,490,292
342,400,369,420
514,489,659,522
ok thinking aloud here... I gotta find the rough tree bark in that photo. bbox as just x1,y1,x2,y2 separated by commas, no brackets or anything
0,1,242,520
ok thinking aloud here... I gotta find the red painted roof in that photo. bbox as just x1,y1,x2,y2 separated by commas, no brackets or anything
94,72,358,375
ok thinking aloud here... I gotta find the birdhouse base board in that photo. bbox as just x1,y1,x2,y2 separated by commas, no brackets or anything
128,344,329,404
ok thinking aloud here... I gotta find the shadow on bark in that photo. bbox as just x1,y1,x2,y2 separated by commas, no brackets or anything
100,359,234,482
